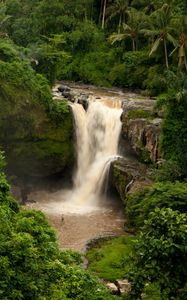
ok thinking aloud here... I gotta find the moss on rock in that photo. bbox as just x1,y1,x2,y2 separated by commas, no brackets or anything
0,40,75,178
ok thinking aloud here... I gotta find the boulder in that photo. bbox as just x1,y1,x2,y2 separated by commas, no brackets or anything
58,85,71,93
77,93,89,110
110,157,151,201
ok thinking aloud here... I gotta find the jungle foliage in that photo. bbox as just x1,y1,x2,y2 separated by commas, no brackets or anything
127,208,187,300
0,153,117,300
0,1,186,299
0,0,186,174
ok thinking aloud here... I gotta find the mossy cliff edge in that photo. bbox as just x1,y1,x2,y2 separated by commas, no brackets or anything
0,39,74,178
111,97,162,202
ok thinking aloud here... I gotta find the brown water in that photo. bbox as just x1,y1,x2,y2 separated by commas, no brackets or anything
27,189,125,251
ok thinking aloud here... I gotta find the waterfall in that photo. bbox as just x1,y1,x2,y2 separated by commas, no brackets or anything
70,99,122,209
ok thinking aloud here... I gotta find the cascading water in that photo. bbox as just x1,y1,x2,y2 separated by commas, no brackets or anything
69,99,122,210
27,86,125,250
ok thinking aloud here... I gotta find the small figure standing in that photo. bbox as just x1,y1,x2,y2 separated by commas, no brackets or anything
61,215,65,224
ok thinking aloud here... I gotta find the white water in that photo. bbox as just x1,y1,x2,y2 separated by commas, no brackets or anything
27,88,125,250
68,99,122,212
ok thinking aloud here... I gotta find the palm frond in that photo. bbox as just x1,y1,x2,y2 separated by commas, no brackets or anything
109,33,128,44
167,33,177,47
149,38,162,56
140,29,159,37
122,23,131,32
169,46,178,57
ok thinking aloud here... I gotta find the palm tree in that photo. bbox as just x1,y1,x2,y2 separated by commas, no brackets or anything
109,8,148,51
102,0,107,29
106,0,130,33
99,0,109,29
142,3,176,68
170,15,187,71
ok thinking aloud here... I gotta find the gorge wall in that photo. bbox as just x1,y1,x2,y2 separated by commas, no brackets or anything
111,97,162,201
0,86,75,179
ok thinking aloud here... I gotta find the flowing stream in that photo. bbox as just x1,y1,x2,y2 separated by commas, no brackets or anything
27,85,126,251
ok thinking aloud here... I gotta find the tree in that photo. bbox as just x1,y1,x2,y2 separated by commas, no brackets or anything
170,15,187,71
109,8,148,51
128,208,187,299
142,3,177,68
126,181,187,228
106,0,130,32
99,0,110,29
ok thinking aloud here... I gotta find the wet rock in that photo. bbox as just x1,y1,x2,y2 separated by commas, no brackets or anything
62,87,90,109
110,157,151,201
61,90,72,99
58,85,71,93
77,94,89,110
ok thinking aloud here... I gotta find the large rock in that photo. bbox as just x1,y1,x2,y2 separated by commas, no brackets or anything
110,157,151,202
0,95,75,178
121,98,162,163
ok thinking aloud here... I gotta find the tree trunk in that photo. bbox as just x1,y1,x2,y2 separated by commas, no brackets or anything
164,39,169,68
99,0,103,24
102,0,107,29
132,38,136,51
118,14,122,33
136,37,138,51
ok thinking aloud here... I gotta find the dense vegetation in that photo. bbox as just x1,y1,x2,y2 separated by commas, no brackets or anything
0,38,74,178
0,152,117,299
0,0,186,299
0,0,186,175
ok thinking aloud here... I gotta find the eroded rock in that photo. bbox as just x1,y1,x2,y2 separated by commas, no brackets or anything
121,98,162,163
110,157,151,202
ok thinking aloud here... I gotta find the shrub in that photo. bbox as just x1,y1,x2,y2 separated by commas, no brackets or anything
128,208,187,299
143,65,167,96
160,90,187,177
126,181,187,228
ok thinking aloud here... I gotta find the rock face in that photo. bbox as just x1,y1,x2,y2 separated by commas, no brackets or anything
110,157,150,202
0,91,75,179
111,97,160,202
121,98,162,163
